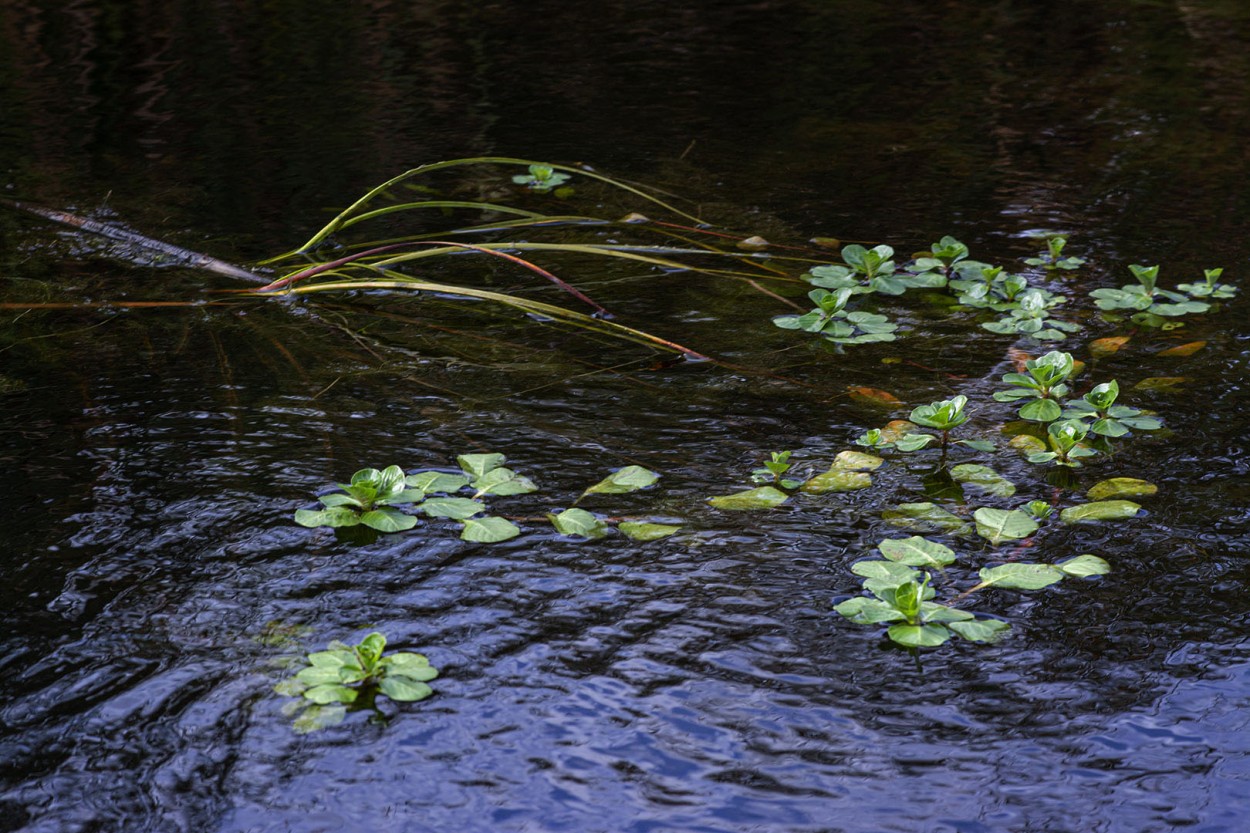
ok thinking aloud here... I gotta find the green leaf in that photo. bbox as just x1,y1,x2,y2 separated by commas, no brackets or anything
378,676,434,702
548,507,610,538
1056,554,1112,577
948,619,1011,642
295,665,344,686
358,632,386,665
303,683,359,705
832,450,885,471
877,536,957,568
318,493,363,508
955,439,996,452
951,464,1016,497
359,507,418,532
1059,500,1142,523
887,623,951,648
835,597,906,624
708,486,790,510
381,653,439,681
420,497,487,520
472,467,538,497
617,522,681,541
273,678,307,697
1087,478,1157,501
881,502,973,536
851,560,917,582
405,471,471,494
973,508,1039,545
294,507,361,528
456,453,508,477
583,465,661,496
460,515,521,542
801,469,872,493
977,563,1064,590
1019,399,1062,422
376,488,428,506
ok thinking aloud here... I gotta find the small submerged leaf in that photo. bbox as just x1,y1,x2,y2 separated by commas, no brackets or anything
1157,341,1206,357
292,704,347,734
1060,500,1142,523
1132,377,1188,393
848,386,902,409
801,469,872,493
1087,478,1157,501
617,522,681,541
708,486,790,510
294,507,361,528
1089,336,1130,358
880,502,973,536
951,464,1016,498
833,450,885,471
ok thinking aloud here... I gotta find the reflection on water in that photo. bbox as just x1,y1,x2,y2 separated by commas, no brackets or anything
2,1,1250,832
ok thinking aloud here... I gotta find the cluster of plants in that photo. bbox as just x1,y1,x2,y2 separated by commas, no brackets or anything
274,632,438,733
776,233,1234,348
293,454,679,543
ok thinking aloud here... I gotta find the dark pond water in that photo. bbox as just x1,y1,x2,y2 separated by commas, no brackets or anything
3,1,1250,831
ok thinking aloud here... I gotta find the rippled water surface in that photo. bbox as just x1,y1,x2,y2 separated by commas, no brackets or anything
2,2,1250,832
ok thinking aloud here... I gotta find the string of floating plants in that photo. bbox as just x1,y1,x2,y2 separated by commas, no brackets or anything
1,160,1238,729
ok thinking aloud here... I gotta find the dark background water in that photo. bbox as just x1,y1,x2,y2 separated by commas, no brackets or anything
2,1,1249,831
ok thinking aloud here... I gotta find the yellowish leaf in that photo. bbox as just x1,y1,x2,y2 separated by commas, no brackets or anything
1089,336,1130,358
1158,341,1206,357
848,386,902,409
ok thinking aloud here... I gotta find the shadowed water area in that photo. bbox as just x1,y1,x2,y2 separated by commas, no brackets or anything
2,1,1250,831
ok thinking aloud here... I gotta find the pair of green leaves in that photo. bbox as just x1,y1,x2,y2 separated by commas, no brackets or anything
1024,235,1085,270
994,350,1076,422
1060,380,1162,437
512,164,572,193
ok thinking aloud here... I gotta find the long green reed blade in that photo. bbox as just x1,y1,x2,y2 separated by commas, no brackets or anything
339,200,547,230
263,279,711,360
292,157,708,253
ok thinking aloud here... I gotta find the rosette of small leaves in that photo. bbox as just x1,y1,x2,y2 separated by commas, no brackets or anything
836,569,1009,648
1089,264,1210,326
294,465,427,532
993,350,1075,422
751,450,804,490
980,288,1081,342
275,632,438,732
1027,419,1099,467
1060,380,1161,437
905,395,992,451
1024,236,1085,270
512,164,572,193
1177,267,1237,300
949,266,1026,310
773,287,898,344
908,236,969,281
804,244,945,296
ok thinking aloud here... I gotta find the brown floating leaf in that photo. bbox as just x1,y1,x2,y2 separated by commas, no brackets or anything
1089,336,1130,359
737,236,770,251
1008,348,1033,372
619,212,651,224
1158,341,1206,357
848,386,903,409
809,237,841,249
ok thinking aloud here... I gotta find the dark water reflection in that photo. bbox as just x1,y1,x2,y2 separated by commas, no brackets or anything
3,1,1250,832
